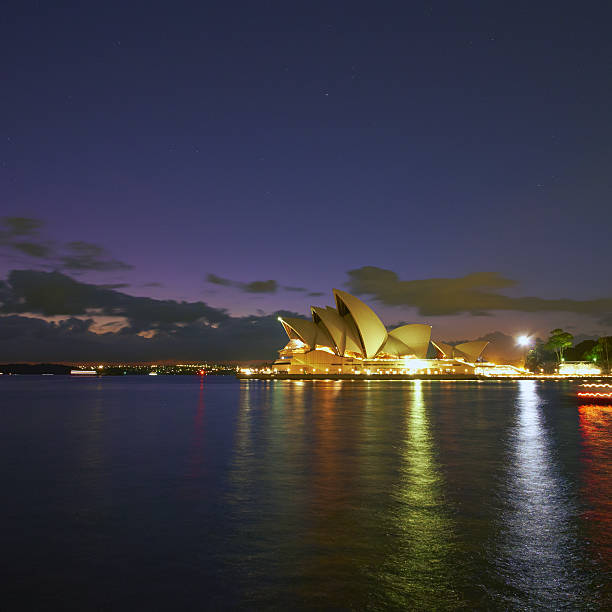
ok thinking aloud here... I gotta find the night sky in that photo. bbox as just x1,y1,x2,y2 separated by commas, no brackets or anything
2,1,612,361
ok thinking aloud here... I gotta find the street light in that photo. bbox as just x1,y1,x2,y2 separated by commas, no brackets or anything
516,335,531,347
516,335,532,370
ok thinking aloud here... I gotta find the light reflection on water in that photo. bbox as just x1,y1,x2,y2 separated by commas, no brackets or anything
226,380,609,609
496,380,587,608
230,380,612,609
1,377,610,609
75,380,108,527
180,376,206,498
380,380,463,608
579,404,612,603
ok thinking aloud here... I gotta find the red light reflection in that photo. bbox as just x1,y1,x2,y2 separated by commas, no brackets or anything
578,404,612,575
179,376,206,499
577,392,612,399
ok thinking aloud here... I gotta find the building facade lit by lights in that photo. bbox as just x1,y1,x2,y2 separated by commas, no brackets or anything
271,289,491,375
558,361,602,376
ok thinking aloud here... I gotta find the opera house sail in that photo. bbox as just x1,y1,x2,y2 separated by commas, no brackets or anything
272,289,491,376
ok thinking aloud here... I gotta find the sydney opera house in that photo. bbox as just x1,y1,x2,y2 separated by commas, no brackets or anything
270,289,495,376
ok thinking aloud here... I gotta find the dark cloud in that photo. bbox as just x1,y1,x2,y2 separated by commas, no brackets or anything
143,282,164,287
207,273,318,295
308,291,325,297
0,315,93,344
347,266,612,319
1,217,132,272
11,241,53,258
206,273,233,287
1,270,228,327
1,217,51,259
0,312,292,362
0,312,295,363
206,273,278,294
1,217,44,237
60,241,132,271
0,269,303,361
244,280,277,293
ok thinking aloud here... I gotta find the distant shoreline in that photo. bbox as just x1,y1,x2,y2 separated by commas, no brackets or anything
0,363,235,376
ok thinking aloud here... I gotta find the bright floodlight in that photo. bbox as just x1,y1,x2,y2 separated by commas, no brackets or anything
516,335,531,347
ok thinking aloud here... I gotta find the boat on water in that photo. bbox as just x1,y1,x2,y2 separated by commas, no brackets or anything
577,383,612,404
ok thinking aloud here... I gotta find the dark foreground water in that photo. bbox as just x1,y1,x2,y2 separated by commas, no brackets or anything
1,377,610,610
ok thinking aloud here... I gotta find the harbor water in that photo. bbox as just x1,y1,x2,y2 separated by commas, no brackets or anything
1,376,610,609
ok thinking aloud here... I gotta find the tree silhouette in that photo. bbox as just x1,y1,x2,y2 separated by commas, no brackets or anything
544,328,573,362
584,336,612,372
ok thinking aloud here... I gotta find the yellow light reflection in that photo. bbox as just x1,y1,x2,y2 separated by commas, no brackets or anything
382,381,462,607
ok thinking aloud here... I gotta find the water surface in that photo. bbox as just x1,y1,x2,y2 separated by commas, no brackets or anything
1,377,610,609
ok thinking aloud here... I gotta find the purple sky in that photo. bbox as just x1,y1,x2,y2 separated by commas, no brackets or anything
2,1,612,360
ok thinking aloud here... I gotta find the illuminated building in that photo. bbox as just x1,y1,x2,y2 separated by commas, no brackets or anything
270,289,489,375
558,361,602,376
474,363,525,377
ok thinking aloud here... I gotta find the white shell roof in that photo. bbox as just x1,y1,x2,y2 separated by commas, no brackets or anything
388,324,432,359
311,307,346,355
333,289,388,358
453,341,489,361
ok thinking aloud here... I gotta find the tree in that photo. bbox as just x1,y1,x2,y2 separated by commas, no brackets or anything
544,328,573,363
584,336,612,373
583,344,597,361
565,339,596,362
525,338,555,372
